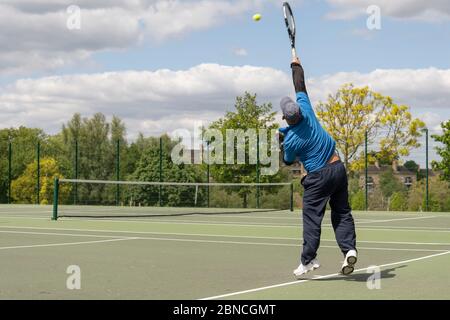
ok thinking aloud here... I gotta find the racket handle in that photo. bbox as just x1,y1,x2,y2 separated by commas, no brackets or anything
291,48,297,59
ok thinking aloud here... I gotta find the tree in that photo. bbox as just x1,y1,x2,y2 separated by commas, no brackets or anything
379,168,405,199
351,191,365,210
111,116,128,181
0,127,46,203
432,120,450,182
389,192,407,211
126,136,204,207
407,177,450,212
11,157,71,204
403,160,419,172
403,160,425,180
316,84,425,170
62,113,129,204
206,92,286,207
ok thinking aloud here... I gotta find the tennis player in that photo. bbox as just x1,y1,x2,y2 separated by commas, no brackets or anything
279,56,358,278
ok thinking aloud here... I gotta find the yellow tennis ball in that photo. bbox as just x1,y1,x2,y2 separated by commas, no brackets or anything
253,13,262,22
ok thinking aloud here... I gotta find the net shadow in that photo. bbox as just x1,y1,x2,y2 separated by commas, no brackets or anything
58,208,285,219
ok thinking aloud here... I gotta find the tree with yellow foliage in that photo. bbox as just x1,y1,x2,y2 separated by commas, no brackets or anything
316,84,425,171
11,157,71,204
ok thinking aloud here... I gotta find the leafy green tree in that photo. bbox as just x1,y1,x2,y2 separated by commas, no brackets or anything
432,120,450,182
379,168,405,199
126,136,204,207
316,84,425,171
206,92,285,207
351,190,365,210
407,177,450,212
62,113,128,204
389,192,407,211
11,158,71,204
403,159,425,180
0,127,46,203
403,160,419,172
111,116,128,180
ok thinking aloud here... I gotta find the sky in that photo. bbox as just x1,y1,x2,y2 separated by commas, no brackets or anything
0,0,449,164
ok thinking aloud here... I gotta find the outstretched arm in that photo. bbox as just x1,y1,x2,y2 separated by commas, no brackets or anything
291,57,315,116
291,57,307,94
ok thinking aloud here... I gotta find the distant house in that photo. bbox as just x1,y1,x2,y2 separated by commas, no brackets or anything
359,160,419,192
280,156,307,178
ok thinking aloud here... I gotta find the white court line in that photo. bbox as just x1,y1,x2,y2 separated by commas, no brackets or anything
0,228,444,252
0,230,135,239
0,212,442,224
1,226,450,246
0,237,137,251
200,250,450,300
355,216,438,224
124,237,446,252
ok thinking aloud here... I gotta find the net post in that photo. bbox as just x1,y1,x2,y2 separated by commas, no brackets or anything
159,137,163,207
256,133,260,209
36,140,40,205
290,182,294,212
116,139,120,206
74,140,78,205
52,177,59,221
365,131,368,211
425,128,429,212
206,143,210,208
8,141,12,204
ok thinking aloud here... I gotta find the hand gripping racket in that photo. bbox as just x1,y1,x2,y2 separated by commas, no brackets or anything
283,2,297,59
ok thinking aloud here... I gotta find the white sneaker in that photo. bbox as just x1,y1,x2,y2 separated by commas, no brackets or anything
293,258,321,279
311,258,320,269
341,250,357,275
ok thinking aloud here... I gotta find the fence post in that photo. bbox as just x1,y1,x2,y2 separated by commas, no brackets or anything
365,131,368,211
206,143,210,208
290,182,294,212
74,140,78,205
256,133,260,209
8,141,12,204
52,177,59,221
159,137,163,207
116,139,120,206
36,141,40,205
425,128,429,212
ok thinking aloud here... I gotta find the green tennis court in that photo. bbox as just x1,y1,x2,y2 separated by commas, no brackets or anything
0,204,449,300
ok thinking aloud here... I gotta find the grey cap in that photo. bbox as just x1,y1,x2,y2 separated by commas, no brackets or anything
280,96,301,123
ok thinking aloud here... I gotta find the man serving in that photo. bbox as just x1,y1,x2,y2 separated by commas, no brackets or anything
279,56,358,278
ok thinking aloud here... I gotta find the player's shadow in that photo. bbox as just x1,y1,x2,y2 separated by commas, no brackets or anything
308,265,406,282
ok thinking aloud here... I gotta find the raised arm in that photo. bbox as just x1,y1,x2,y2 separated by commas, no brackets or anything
291,57,307,94
291,57,315,116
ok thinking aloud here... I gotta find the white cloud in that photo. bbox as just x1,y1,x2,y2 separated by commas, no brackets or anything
307,68,450,111
1,64,449,140
0,0,271,75
0,64,290,139
420,112,445,132
326,0,450,21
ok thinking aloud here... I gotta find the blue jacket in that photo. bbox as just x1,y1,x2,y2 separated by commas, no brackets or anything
280,92,336,173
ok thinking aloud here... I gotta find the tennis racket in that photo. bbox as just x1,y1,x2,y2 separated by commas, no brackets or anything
282,2,297,59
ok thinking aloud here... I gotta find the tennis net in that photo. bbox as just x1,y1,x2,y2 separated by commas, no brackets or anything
52,179,294,220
